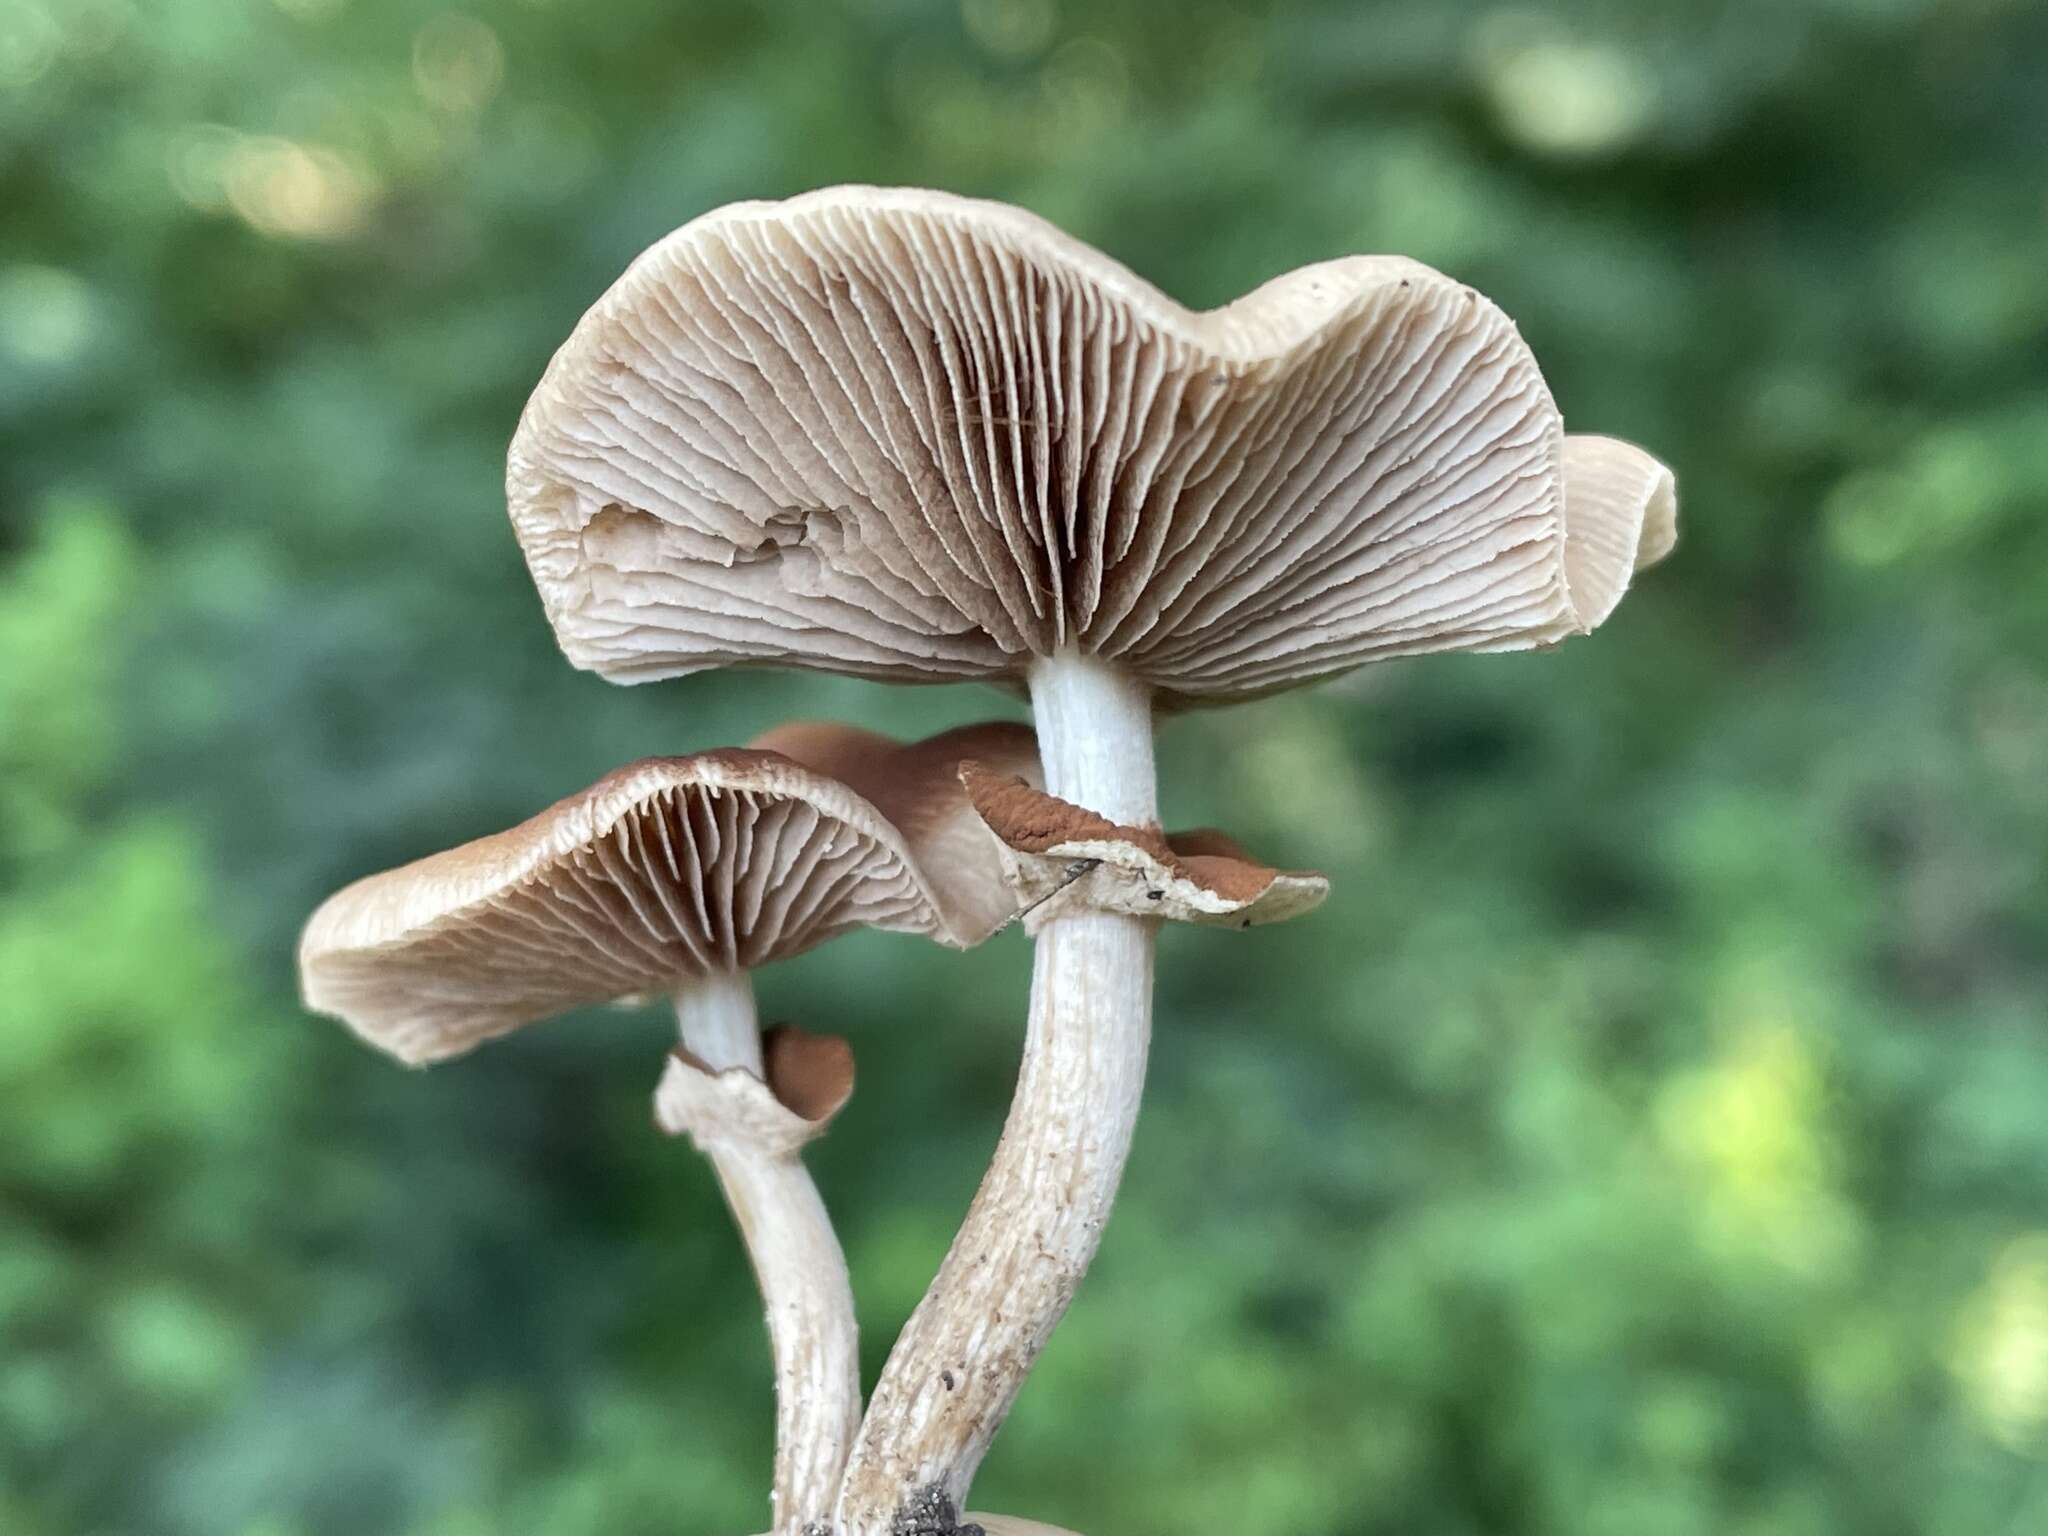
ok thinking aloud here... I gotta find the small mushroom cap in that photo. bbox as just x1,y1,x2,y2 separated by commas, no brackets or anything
299,724,1037,1065
656,1024,856,1156
960,764,1329,931
509,185,1676,706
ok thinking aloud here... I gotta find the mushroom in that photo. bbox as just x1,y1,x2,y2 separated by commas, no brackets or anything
298,722,1037,1536
504,185,1677,1530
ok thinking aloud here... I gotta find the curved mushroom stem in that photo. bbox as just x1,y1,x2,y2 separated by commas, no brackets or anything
673,972,862,1536
837,655,1157,1532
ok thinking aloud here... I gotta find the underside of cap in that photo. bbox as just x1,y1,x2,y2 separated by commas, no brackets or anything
749,718,1040,940
300,727,1035,1065
509,186,1677,706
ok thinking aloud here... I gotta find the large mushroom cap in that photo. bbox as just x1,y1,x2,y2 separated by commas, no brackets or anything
299,723,1036,1065
509,185,1676,706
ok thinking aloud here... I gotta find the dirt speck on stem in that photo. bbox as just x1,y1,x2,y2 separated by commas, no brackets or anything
891,1484,985,1536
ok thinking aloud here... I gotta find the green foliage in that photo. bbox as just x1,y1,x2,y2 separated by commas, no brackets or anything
3,1,2045,1532
0,511,291,1530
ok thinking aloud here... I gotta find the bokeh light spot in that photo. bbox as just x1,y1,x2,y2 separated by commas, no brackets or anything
166,123,243,211
1473,13,1654,158
1954,1233,2048,1455
413,13,504,116
962,0,1056,60
0,0,61,89
0,265,96,365
223,137,378,241
1657,1011,1862,1278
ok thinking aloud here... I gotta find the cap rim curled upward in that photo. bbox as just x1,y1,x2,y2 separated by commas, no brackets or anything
508,185,1676,705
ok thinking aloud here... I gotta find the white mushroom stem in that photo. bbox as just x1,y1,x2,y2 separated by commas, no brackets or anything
673,972,861,1536
1028,651,1160,825
674,966,765,1075
838,655,1157,1531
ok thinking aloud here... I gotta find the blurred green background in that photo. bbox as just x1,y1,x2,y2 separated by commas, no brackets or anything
5,1,2048,1533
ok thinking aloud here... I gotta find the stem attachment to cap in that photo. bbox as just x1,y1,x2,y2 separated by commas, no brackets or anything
662,972,861,1536
836,656,1157,1533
